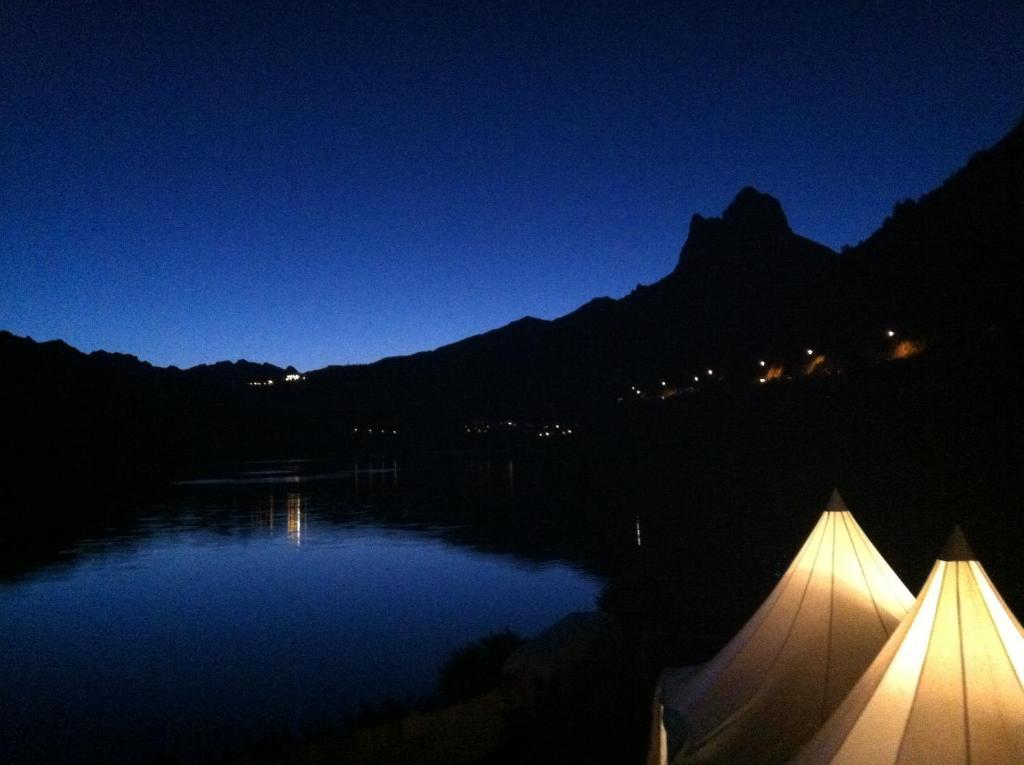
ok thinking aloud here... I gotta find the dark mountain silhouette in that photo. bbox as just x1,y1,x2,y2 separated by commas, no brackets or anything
301,184,841,419
0,331,299,503
838,119,1023,335
300,119,1020,418
1,118,1020,503
0,331,295,388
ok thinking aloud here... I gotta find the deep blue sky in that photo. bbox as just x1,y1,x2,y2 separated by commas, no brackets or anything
2,1,1021,370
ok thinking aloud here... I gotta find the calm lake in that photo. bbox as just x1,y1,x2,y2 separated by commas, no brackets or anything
6,447,1010,765
0,458,605,764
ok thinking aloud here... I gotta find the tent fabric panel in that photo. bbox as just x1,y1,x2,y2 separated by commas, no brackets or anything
648,697,668,765
690,565,836,763
664,513,827,715
961,563,1024,764
670,512,832,749
824,514,898,711
824,562,945,765
796,554,1024,765
789,570,923,765
972,562,1024,689
842,512,915,625
677,513,837,761
894,561,967,764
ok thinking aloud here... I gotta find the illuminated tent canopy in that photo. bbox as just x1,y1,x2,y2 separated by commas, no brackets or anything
651,490,914,765
793,528,1024,764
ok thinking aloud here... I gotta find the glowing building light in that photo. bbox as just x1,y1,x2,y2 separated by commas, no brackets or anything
805,354,826,375
284,373,301,381
661,380,667,387
886,329,896,337
806,348,814,356
891,339,924,360
759,360,766,367
707,369,713,376
759,377,767,384
693,376,699,382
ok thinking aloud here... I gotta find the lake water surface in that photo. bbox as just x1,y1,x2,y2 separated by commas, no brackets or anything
0,468,603,764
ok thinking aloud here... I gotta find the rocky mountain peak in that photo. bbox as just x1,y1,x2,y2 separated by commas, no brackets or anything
721,186,791,232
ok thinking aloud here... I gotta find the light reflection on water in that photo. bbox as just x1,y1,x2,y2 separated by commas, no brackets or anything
0,484,603,765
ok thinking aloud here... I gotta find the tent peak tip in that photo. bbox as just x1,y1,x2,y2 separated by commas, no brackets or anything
939,525,977,562
824,488,850,514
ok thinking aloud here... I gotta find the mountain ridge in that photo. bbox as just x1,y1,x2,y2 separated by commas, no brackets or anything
0,330,295,387
2,118,1020,409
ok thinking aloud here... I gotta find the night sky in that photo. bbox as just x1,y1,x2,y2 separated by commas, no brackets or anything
2,1,1021,370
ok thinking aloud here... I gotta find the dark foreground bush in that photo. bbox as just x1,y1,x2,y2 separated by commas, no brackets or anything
438,629,524,705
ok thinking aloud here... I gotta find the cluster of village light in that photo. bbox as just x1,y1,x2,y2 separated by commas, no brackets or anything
461,420,573,438
628,329,910,400
537,423,573,438
248,373,305,387
464,420,520,435
245,330,917,438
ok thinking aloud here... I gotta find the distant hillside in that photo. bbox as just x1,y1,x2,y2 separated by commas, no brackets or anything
304,119,1021,418
0,332,301,500
838,118,1023,336
302,184,839,418
0,119,1020,493
0,331,296,388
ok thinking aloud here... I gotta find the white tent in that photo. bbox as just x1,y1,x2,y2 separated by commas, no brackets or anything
651,490,914,765
792,527,1024,764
